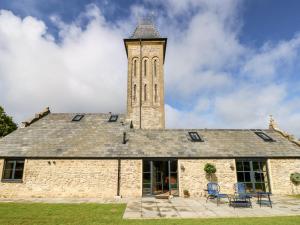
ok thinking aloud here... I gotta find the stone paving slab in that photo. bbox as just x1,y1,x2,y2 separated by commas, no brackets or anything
123,196,300,219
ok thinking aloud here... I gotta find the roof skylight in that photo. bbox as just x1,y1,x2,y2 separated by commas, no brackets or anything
188,131,204,142
108,114,118,122
72,114,84,122
255,131,275,142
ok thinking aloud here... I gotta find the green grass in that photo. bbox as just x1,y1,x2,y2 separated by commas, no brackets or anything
0,203,299,225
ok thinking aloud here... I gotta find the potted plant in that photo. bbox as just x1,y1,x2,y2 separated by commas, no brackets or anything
204,163,217,182
183,190,190,198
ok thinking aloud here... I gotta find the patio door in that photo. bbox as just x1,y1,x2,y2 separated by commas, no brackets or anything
236,159,271,193
142,160,178,196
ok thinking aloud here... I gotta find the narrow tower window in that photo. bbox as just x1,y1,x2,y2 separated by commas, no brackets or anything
144,84,147,101
133,84,136,101
144,60,147,77
154,84,158,102
154,60,157,77
133,60,137,77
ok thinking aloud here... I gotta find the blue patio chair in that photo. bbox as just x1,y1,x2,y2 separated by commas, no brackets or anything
234,183,252,199
205,182,228,206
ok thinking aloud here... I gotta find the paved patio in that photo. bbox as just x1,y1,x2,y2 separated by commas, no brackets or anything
123,196,300,219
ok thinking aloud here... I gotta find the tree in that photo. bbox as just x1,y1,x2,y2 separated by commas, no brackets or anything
0,106,17,137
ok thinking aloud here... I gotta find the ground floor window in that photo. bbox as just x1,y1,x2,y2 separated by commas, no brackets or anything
236,159,270,193
2,159,25,181
143,160,178,196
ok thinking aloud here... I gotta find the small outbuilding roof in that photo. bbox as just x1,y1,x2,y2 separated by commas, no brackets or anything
0,113,299,159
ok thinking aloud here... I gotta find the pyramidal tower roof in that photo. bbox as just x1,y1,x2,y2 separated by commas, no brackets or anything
130,18,161,39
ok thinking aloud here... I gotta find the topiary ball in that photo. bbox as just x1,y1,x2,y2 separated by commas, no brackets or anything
204,163,216,174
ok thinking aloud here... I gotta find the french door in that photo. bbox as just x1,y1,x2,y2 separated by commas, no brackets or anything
142,160,178,196
236,159,271,193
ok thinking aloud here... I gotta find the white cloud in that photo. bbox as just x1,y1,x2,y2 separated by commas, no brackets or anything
214,84,287,127
166,83,300,137
242,35,300,78
0,7,127,122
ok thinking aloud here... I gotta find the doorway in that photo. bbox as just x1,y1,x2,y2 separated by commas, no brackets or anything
142,160,178,196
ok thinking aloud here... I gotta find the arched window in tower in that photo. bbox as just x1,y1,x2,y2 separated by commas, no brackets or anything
133,84,136,101
133,59,137,77
144,84,147,101
153,59,157,77
144,60,147,77
154,84,158,102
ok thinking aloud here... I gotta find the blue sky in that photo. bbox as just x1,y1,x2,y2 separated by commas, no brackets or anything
2,0,300,45
0,0,300,138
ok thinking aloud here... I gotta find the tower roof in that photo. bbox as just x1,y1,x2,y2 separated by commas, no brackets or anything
130,19,161,39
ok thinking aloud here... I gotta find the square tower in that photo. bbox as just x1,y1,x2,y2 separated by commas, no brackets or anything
124,20,167,129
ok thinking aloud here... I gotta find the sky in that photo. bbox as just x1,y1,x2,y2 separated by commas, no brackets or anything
0,0,300,138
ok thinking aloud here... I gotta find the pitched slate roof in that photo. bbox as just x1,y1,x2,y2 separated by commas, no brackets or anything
0,113,299,158
130,20,161,39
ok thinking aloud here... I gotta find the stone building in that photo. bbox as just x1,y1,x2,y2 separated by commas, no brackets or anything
0,20,300,199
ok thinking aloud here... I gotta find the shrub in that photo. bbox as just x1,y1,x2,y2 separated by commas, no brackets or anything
290,173,300,184
204,163,217,175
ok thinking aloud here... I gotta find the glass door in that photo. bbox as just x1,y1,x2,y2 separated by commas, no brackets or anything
236,159,270,193
169,160,178,196
152,161,164,195
142,160,152,196
142,160,178,196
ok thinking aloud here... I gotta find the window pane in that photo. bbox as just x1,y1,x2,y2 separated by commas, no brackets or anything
170,183,178,189
236,162,243,171
170,161,177,172
245,183,253,192
169,174,177,186
252,161,259,171
143,183,151,188
15,161,24,170
3,169,13,179
143,161,151,172
261,162,267,171
237,172,244,182
243,162,250,171
244,172,251,182
143,172,151,184
254,172,262,182
5,161,14,170
14,170,24,180
255,183,264,192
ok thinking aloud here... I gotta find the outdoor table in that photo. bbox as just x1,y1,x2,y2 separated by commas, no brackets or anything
256,192,272,208
228,194,252,208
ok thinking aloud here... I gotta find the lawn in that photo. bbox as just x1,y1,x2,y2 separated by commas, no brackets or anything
0,203,299,225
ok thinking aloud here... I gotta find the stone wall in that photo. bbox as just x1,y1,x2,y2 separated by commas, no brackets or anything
120,160,142,197
0,159,142,198
178,159,236,197
2,158,300,198
268,159,300,195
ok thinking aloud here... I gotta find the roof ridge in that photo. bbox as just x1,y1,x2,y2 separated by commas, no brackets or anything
20,107,50,128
